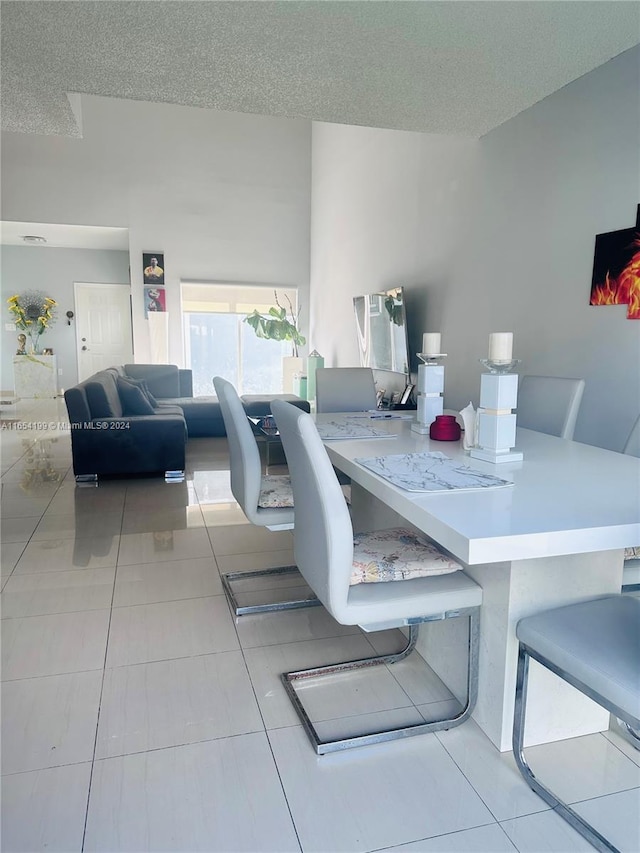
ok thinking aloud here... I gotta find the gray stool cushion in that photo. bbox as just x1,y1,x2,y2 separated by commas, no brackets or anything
517,595,640,720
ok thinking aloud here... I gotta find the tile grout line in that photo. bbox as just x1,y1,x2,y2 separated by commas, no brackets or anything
79,493,125,853
227,570,305,853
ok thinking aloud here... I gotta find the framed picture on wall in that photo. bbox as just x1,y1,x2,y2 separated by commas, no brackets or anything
589,204,639,320
143,252,165,284
144,286,166,318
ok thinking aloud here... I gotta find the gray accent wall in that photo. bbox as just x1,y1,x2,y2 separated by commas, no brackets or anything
1,246,130,393
310,47,640,451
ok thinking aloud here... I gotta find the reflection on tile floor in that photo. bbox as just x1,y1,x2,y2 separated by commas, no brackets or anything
1,399,639,852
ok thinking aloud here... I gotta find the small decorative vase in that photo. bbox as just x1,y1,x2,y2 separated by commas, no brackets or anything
27,333,42,355
282,356,303,394
429,415,462,441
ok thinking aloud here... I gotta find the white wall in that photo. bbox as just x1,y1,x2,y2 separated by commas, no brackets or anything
309,122,478,399
310,47,640,450
1,95,311,369
1,246,129,393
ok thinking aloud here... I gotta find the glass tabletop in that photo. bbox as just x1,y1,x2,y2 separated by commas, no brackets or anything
247,415,280,438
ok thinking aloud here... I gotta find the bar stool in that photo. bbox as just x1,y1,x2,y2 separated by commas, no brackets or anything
513,595,640,853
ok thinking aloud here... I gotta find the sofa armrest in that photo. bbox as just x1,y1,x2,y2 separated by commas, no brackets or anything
64,386,92,425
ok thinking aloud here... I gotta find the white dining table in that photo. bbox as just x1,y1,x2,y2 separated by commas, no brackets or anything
314,413,640,751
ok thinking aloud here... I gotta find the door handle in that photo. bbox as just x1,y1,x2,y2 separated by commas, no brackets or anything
81,345,88,351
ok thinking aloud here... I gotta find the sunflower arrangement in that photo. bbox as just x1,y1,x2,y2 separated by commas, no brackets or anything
7,290,57,354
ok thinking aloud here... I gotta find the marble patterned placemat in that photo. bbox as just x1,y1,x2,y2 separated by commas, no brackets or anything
315,418,398,440
354,451,514,492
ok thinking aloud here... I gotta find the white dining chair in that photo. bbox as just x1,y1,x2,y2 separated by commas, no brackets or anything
516,375,585,440
607,414,640,751
213,376,319,616
315,367,377,413
271,399,483,754
513,595,640,852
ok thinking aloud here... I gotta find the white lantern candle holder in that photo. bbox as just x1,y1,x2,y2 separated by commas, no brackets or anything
470,358,523,463
411,352,446,435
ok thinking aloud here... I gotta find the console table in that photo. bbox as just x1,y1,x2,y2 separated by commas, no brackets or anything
13,354,58,398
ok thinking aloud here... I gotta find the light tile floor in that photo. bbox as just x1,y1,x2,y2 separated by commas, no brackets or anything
1,398,639,852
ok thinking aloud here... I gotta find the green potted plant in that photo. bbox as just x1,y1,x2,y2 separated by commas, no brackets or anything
243,291,305,357
244,291,306,393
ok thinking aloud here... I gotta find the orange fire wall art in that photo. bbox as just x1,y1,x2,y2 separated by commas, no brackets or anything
590,205,640,320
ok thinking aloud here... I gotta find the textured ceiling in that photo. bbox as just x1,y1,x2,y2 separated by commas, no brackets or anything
2,1,639,139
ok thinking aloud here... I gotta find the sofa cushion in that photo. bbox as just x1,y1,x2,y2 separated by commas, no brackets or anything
124,364,180,398
145,384,159,407
162,396,225,437
117,377,156,416
85,371,124,419
121,375,158,407
154,404,185,417
243,394,311,416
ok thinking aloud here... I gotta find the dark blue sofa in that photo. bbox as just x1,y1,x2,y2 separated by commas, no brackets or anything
64,366,187,479
64,364,309,480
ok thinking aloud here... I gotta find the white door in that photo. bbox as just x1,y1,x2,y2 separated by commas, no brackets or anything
75,283,134,381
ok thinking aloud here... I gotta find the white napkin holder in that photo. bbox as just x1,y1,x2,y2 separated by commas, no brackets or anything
459,402,477,450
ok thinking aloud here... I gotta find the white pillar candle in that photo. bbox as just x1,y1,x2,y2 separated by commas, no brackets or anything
488,332,513,361
422,332,441,356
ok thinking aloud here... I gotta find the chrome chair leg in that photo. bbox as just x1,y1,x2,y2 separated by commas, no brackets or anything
282,607,480,755
221,566,320,616
617,719,640,751
512,643,621,853
622,721,640,744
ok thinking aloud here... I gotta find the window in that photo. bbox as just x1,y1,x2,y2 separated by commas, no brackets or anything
182,283,298,396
